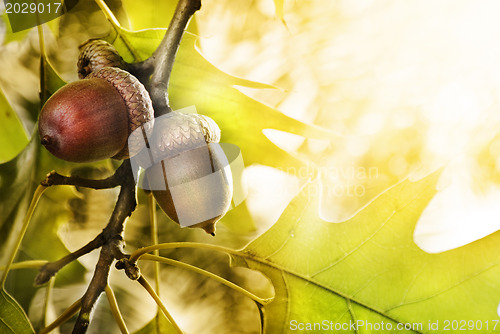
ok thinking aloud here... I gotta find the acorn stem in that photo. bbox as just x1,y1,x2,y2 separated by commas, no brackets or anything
39,298,82,334
137,275,184,333
129,242,239,264
0,184,47,287
104,285,129,334
141,254,272,306
72,161,137,334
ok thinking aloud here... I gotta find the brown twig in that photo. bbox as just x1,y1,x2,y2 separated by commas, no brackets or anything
41,170,121,189
35,232,106,286
71,161,137,334
72,243,116,333
35,162,136,286
35,160,137,333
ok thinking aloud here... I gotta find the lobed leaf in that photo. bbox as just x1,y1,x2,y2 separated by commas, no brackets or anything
232,171,500,333
120,0,194,31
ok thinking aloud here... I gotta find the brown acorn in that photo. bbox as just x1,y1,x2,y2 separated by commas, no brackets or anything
141,112,233,235
39,67,154,162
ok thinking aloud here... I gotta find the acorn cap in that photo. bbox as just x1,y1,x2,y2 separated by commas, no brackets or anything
87,67,154,159
151,112,221,161
77,40,127,79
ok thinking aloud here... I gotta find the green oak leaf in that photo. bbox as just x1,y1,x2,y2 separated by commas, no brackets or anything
231,172,500,333
0,86,29,163
40,55,66,104
0,135,88,311
121,0,197,32
0,55,61,163
104,27,334,169
0,55,66,244
0,289,34,334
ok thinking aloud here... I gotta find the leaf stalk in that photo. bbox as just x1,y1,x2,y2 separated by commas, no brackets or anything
141,254,271,306
0,184,46,287
137,275,184,334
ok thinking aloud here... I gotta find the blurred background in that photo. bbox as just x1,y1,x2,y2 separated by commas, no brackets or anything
195,0,500,253
3,0,500,333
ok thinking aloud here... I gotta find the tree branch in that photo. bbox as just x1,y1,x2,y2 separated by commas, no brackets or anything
72,243,115,334
34,232,106,286
71,161,136,334
41,160,134,189
143,0,202,116
34,1,203,332
41,170,120,189
35,161,137,286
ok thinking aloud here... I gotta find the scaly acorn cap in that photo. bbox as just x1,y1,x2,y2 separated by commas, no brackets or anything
87,67,155,159
77,40,127,79
152,112,221,159
133,112,221,169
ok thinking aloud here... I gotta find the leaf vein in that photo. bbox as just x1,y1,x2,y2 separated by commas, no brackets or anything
385,260,500,312
310,209,397,278
239,253,424,334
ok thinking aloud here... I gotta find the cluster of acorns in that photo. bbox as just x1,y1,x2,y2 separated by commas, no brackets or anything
38,40,233,235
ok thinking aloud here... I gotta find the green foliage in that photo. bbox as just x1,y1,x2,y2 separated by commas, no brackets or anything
0,56,86,318
40,56,66,103
0,289,34,334
0,136,36,249
105,27,332,169
104,24,333,235
121,0,183,30
2,1,500,334
0,87,29,163
233,172,500,333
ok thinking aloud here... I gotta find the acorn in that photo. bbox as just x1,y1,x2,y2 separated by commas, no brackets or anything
77,40,127,79
139,112,233,235
39,66,154,162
